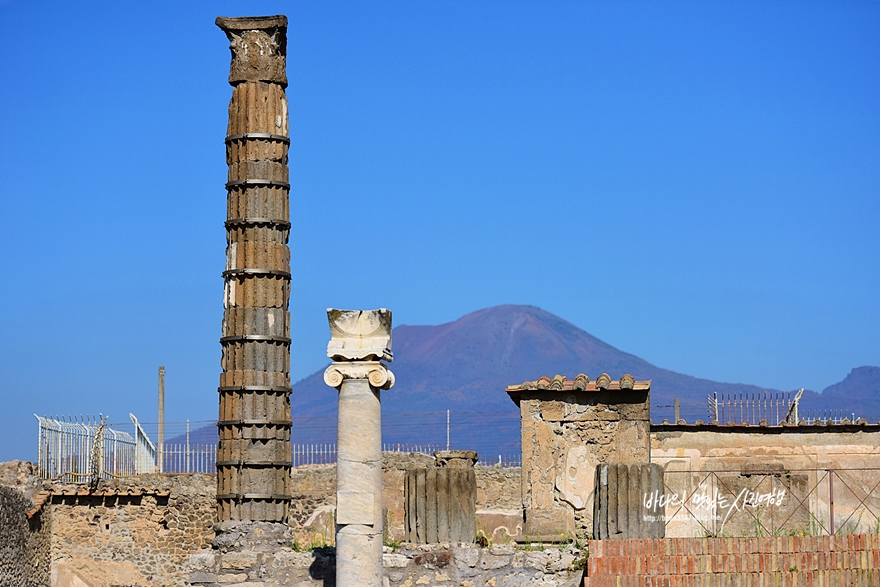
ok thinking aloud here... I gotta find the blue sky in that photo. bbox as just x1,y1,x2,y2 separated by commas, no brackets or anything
1,1,878,461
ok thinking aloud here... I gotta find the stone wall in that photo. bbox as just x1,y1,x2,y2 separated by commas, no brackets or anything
289,454,522,546
508,374,652,539
475,465,523,544
188,542,585,587
0,461,51,587
651,423,880,538
48,474,215,586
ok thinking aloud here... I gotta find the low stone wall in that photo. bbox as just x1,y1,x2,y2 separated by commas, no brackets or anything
48,474,216,587
289,455,523,546
188,543,585,587
652,424,880,538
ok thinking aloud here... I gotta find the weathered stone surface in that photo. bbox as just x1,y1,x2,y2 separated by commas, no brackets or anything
216,16,288,85
405,465,476,544
591,462,672,539
479,553,511,570
325,309,395,587
513,378,652,538
220,551,259,569
216,14,292,525
452,544,480,568
383,553,409,568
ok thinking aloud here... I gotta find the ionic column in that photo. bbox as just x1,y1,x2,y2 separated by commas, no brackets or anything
215,15,291,525
323,309,395,587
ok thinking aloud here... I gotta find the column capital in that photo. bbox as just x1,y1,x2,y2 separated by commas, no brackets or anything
326,308,393,362
324,362,395,390
216,15,288,86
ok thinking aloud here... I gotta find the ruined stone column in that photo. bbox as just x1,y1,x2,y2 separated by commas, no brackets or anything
324,309,394,587
215,15,291,526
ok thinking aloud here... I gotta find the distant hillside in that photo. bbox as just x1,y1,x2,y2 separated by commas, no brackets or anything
799,366,880,421
176,306,879,454
291,305,811,419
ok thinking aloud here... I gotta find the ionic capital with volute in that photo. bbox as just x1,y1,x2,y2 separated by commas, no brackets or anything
323,362,395,390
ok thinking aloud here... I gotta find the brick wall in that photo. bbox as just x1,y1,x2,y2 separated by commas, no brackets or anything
584,534,880,586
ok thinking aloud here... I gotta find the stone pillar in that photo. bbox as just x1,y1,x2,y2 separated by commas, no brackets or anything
215,15,291,526
405,450,478,544
506,373,652,539
323,309,394,587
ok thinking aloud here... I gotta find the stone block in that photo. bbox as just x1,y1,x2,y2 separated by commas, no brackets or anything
477,510,523,544
479,554,511,570
383,553,410,568
189,571,218,583
189,551,218,570
523,508,574,538
523,552,549,571
271,550,314,568
220,552,259,570
452,544,481,568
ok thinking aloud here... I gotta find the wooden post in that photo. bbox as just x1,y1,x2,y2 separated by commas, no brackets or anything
158,366,165,473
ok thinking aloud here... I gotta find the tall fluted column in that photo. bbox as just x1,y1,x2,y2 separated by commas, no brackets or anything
324,309,394,587
215,15,291,525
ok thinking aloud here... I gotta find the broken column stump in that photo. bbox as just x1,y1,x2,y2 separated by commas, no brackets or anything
593,462,665,540
405,450,477,544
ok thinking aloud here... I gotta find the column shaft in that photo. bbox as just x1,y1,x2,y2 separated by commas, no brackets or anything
216,15,291,524
336,379,383,586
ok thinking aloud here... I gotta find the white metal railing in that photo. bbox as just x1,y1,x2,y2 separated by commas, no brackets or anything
708,389,804,424
477,455,522,468
292,443,337,467
161,443,217,473
129,413,157,474
35,415,136,481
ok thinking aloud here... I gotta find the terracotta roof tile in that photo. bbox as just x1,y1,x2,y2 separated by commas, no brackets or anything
506,373,651,395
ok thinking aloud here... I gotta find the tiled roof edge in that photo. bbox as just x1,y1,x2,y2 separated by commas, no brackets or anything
506,373,651,393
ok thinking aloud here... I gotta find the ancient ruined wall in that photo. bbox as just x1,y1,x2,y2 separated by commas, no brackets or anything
287,455,522,546
47,474,215,586
188,543,585,587
512,375,651,539
652,424,880,537
0,461,50,587
26,509,51,587
476,465,523,544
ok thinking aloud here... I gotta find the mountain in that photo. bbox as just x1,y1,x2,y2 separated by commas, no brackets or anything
292,305,790,418
175,305,878,457
799,366,880,421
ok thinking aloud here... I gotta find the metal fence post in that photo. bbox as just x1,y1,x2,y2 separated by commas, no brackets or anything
829,468,835,535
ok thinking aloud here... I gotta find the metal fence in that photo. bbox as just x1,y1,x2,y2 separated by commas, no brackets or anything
162,443,217,473
37,411,523,481
35,415,136,482
661,467,880,538
801,409,860,425
707,389,803,425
